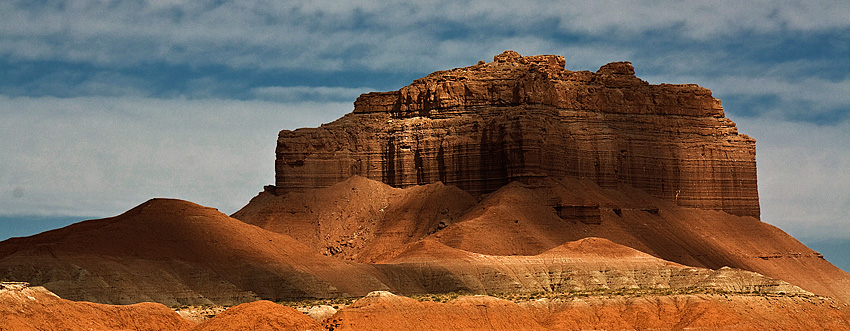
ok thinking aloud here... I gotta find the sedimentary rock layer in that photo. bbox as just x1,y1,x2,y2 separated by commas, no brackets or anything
325,291,850,331
0,283,191,331
275,50,759,217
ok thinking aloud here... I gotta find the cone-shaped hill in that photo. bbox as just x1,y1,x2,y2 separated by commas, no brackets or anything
0,198,388,305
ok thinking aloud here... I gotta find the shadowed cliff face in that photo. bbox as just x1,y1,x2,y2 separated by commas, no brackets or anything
275,50,760,218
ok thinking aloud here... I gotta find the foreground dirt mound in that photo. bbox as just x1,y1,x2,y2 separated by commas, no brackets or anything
0,198,387,305
322,291,850,331
4,285,848,331
0,282,191,331
324,291,546,330
192,300,322,331
534,294,850,330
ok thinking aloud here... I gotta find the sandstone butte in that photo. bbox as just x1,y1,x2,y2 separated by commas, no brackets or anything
274,50,759,218
2,51,850,330
251,51,850,301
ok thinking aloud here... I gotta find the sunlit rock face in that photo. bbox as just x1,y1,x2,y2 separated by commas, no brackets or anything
275,50,759,218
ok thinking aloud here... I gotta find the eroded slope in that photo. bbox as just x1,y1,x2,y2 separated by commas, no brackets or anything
0,282,191,331
0,198,388,305
235,176,850,303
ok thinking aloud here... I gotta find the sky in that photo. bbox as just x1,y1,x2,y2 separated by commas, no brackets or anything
1,1,848,269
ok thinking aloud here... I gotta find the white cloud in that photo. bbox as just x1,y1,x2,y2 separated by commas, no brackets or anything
718,76,850,110
735,117,850,240
551,0,850,38
2,1,847,71
643,73,850,120
0,95,353,217
17,70,155,98
251,86,374,102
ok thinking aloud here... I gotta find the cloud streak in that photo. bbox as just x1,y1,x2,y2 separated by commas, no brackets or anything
3,1,848,72
0,95,352,216
643,73,850,123
251,86,374,102
735,116,850,240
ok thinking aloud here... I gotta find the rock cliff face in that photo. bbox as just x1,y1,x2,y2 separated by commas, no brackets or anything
277,50,759,217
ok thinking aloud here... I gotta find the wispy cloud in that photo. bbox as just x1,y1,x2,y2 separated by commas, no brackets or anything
2,69,154,98
735,116,850,240
2,1,848,71
555,1,850,38
251,86,374,102
0,95,353,216
644,73,850,122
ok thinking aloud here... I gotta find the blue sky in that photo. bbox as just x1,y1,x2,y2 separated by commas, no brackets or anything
1,1,848,268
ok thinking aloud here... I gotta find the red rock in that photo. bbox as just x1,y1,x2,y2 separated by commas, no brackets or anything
236,176,850,304
275,50,760,218
420,177,850,303
233,175,477,262
191,300,322,331
535,294,850,330
0,283,192,331
2,182,825,306
324,291,850,331
324,291,547,331
0,198,388,305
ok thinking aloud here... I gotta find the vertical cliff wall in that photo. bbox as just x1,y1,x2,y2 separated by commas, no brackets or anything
275,51,759,218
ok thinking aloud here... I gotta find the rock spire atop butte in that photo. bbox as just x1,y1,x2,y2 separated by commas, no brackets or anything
274,51,760,218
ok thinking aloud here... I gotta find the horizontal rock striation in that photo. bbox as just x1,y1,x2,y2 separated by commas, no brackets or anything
325,291,850,331
275,50,759,217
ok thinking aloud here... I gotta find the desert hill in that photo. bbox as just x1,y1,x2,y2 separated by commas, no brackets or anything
1,192,808,304
190,300,322,331
421,177,850,302
234,175,850,302
0,198,388,305
233,175,477,263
